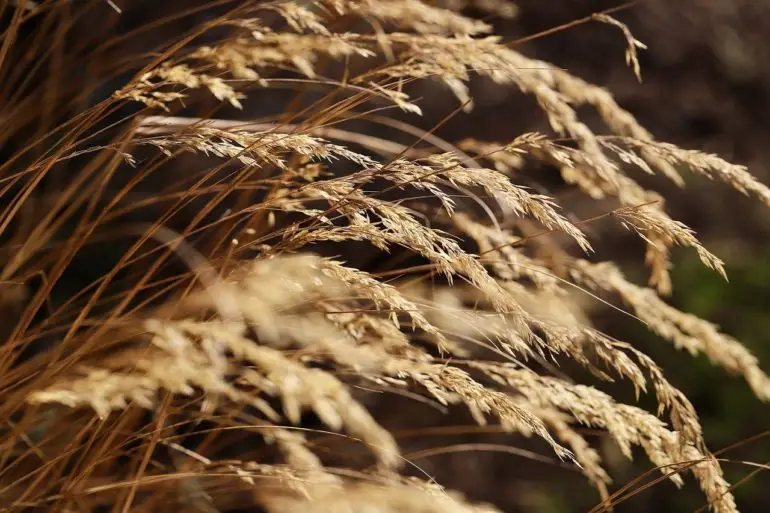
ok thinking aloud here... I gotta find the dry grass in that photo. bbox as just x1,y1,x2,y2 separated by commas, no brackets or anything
0,1,768,512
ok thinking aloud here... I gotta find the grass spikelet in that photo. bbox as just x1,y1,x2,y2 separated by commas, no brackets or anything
592,13,647,82
569,259,770,401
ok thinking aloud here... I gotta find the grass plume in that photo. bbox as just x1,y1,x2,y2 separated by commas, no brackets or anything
0,1,768,512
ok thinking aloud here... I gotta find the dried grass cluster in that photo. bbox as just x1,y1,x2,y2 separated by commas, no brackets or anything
1,1,768,512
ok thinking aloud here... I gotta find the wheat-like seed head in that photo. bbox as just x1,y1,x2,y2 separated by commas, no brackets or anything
2,1,769,512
